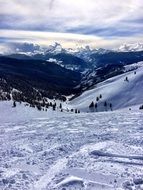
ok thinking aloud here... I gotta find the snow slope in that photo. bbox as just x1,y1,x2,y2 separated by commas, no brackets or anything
70,65,143,112
0,110,143,190
0,101,63,123
0,61,143,189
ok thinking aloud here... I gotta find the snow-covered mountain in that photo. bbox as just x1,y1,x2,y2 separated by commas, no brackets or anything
118,43,143,52
70,63,143,112
5,42,143,73
44,42,143,55
45,42,66,54
3,42,143,59
1,42,143,111
0,56,81,107
1,44,143,190
72,46,112,63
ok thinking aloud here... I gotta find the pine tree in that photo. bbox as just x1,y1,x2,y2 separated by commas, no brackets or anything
89,101,94,108
46,102,49,108
104,101,107,111
52,103,56,111
125,76,129,82
12,101,16,108
49,102,52,107
109,103,112,111
89,101,94,112
95,103,98,112
59,103,62,109
37,104,41,111
139,105,143,110
96,97,99,102
42,99,46,107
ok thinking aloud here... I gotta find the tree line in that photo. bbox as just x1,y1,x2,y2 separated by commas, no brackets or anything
89,94,112,112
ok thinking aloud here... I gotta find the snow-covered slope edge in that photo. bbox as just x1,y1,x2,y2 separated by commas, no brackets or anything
0,101,64,123
70,65,143,112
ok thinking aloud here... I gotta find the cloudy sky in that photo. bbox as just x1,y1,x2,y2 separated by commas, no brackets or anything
0,0,143,52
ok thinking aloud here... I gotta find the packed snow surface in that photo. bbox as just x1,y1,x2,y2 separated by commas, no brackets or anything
0,108,143,190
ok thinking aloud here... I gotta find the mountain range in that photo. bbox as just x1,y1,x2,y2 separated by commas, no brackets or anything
0,42,143,110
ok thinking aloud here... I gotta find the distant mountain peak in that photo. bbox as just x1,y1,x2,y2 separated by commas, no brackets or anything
118,43,143,52
45,42,66,54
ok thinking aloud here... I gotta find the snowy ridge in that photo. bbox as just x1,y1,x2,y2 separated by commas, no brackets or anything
124,61,143,72
45,42,66,54
70,64,143,112
4,42,143,57
118,43,143,52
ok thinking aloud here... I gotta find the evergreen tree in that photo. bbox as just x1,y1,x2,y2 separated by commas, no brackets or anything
52,103,56,111
42,99,46,107
104,101,107,111
125,76,129,82
95,103,98,112
96,97,99,102
139,105,143,110
46,102,49,108
37,104,42,111
59,103,62,109
89,101,94,108
89,101,94,112
12,101,16,108
109,103,112,111
99,94,102,99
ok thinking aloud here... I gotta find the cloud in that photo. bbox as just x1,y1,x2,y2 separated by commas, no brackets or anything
1,0,143,32
0,0,143,50
0,42,42,54
49,0,56,9
14,43,41,53
1,29,143,53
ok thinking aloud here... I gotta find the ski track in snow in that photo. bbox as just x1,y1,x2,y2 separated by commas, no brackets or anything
0,110,143,190
33,158,68,190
